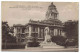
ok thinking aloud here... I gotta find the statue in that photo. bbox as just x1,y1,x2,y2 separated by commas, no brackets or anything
40,27,64,48
44,27,51,43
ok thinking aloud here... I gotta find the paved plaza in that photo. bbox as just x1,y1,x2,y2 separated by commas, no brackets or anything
2,47,78,52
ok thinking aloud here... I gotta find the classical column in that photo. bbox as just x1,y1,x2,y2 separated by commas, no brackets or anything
57,29,58,35
55,29,59,36
56,29,58,36
60,30,61,36
29,25,31,37
52,29,54,36
54,29,57,36
20,28,22,33
54,29,56,36
61,30,62,36
14,27,17,36
53,29,54,36
38,27,40,38
58,29,60,35
55,29,56,36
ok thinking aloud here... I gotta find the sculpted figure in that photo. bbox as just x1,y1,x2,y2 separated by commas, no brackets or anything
44,27,51,43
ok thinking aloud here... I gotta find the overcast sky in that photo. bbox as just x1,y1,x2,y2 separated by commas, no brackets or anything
2,2,79,26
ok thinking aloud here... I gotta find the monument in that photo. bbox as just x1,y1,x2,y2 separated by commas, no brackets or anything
40,27,64,48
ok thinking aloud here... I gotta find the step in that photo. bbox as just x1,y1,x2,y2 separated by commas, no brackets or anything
42,45,64,48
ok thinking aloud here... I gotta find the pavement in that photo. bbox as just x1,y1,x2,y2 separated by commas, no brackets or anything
2,47,78,52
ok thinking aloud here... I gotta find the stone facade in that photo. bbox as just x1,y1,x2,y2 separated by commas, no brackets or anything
13,2,65,43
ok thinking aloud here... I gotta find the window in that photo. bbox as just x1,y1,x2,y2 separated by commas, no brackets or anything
54,29,57,36
39,28,44,38
50,29,54,36
22,28,25,33
17,27,20,33
32,27,35,32
32,27,38,32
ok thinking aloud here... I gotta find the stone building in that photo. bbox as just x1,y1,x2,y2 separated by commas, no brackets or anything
13,2,65,43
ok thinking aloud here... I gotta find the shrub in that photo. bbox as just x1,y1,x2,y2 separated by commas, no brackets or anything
51,36,66,46
27,42,40,47
65,39,77,46
27,37,40,47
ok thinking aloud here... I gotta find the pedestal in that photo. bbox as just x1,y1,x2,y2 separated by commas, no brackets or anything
40,42,64,48
25,44,28,49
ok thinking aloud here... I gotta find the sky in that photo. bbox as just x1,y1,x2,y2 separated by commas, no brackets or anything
2,2,79,26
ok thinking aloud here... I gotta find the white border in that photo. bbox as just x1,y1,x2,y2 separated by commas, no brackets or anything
0,0,80,2
0,0,79,53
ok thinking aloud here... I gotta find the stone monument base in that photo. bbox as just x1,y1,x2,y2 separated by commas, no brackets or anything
40,42,64,48
25,46,27,49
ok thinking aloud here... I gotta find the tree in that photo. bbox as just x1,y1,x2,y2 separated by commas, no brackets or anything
2,21,10,42
63,20,78,39
9,26,14,34
2,21,17,42
63,20,78,46
2,21,17,49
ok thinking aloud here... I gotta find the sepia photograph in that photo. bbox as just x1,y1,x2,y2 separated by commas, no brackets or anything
1,1,79,52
